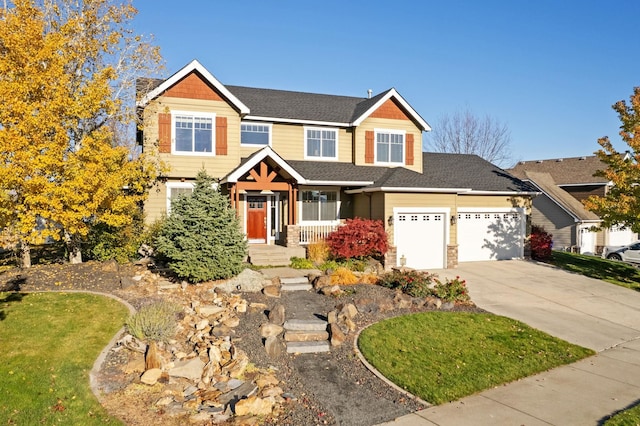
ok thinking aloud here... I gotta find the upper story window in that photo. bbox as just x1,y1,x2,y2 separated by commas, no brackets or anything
305,127,337,160
241,122,271,146
172,111,215,155
376,130,404,164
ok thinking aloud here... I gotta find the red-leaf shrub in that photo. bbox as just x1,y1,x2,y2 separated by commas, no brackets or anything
325,218,388,260
530,224,553,261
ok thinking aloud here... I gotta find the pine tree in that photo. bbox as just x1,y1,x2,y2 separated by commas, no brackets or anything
155,171,247,282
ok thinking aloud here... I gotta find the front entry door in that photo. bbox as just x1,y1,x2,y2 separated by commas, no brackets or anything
247,196,267,242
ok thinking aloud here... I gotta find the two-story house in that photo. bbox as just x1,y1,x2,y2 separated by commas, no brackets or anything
137,60,535,269
508,155,637,254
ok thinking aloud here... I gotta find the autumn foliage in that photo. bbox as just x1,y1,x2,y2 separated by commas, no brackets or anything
325,218,388,260
530,225,553,261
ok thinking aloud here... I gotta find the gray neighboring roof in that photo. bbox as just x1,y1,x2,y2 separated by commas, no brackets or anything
523,171,600,221
508,156,609,185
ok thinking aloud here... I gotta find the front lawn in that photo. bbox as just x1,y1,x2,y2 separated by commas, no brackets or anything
604,403,640,425
0,292,127,425
358,311,594,405
550,250,640,291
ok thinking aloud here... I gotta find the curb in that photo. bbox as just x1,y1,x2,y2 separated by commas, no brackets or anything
353,323,431,409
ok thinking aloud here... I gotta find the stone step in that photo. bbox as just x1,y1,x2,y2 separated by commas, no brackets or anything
247,256,291,267
286,341,331,354
284,330,330,342
284,318,328,331
280,277,309,285
281,282,312,292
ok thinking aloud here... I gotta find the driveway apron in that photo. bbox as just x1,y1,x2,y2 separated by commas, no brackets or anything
379,260,640,426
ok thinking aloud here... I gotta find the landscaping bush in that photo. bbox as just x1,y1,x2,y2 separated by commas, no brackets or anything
432,276,471,303
319,259,341,273
85,210,146,263
330,267,359,285
307,239,330,264
290,256,314,269
530,224,553,261
378,269,437,298
155,170,247,282
325,218,388,260
126,301,182,343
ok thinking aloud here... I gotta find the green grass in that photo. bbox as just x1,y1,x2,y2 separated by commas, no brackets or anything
359,311,594,405
605,402,640,425
550,250,640,291
0,292,128,425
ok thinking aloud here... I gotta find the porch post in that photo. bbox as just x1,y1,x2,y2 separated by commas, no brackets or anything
288,183,293,225
292,185,298,224
234,184,241,217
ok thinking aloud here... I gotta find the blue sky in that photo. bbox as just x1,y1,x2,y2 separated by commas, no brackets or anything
133,1,640,167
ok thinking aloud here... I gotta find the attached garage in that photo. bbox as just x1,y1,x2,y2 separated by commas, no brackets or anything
394,208,448,269
457,208,525,262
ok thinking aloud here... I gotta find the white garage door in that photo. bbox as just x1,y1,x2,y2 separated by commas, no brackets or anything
395,211,446,269
458,211,524,262
607,225,637,247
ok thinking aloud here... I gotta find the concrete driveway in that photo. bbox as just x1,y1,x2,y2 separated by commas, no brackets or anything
379,260,640,426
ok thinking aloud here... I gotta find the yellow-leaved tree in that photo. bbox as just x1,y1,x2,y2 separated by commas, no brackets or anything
584,87,640,233
0,0,163,267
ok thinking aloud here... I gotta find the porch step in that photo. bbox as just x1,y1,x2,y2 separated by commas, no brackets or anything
284,330,330,342
284,319,328,331
286,341,331,354
281,283,312,291
280,277,309,285
247,245,305,267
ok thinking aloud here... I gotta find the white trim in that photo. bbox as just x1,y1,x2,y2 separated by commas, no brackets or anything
457,207,525,214
171,110,216,156
558,182,607,187
222,146,306,184
345,187,471,194
244,115,351,128
374,128,405,166
352,88,431,131
240,121,272,147
137,60,250,115
304,126,339,161
307,180,375,186
464,190,540,195
166,181,195,214
393,207,450,269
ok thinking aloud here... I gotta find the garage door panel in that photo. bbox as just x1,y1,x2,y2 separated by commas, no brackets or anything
458,212,524,262
395,212,446,269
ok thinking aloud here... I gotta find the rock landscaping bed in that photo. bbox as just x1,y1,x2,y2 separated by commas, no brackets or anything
0,261,483,425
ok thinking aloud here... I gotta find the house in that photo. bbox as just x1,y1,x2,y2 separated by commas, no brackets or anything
137,60,535,269
508,155,636,254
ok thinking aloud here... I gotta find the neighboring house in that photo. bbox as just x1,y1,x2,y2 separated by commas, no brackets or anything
137,60,535,269
508,155,636,254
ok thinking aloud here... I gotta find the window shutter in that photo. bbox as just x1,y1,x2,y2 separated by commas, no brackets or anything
365,130,374,164
216,116,227,155
158,113,171,153
406,133,414,165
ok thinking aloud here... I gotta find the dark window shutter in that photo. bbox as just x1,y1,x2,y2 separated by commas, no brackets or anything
365,130,374,164
158,113,171,153
216,116,227,155
406,133,414,165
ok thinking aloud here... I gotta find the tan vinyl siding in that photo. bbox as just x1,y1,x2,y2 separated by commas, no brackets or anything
144,181,169,224
531,194,577,248
355,117,423,173
143,97,242,179
457,195,531,211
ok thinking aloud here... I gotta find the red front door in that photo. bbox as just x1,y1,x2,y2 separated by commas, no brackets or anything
247,196,267,242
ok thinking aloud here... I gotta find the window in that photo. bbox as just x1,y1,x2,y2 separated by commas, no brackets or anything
376,130,404,164
166,182,194,213
172,112,215,154
241,122,271,146
301,190,338,221
305,127,337,159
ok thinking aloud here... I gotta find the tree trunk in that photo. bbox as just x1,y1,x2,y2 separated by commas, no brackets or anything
20,241,31,268
145,341,162,370
64,231,83,264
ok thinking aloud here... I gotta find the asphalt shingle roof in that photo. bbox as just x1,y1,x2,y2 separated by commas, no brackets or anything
508,156,609,185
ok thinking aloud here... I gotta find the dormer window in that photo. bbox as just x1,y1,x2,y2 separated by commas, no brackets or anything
241,122,271,146
305,127,337,160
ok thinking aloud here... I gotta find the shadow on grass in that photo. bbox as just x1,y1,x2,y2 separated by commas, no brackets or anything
551,251,640,290
599,398,640,425
0,292,26,321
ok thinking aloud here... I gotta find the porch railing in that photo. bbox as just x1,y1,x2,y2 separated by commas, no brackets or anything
299,223,340,245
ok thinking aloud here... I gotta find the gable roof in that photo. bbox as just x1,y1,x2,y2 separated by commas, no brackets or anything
508,156,609,185
136,60,430,130
522,171,600,222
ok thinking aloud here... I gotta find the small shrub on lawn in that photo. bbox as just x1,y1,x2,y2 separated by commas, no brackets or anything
378,269,437,298
127,301,182,343
433,276,471,303
330,267,359,285
326,217,388,260
530,224,553,261
290,256,314,269
308,239,330,264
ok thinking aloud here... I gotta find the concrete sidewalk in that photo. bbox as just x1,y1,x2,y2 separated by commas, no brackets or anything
378,260,640,426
